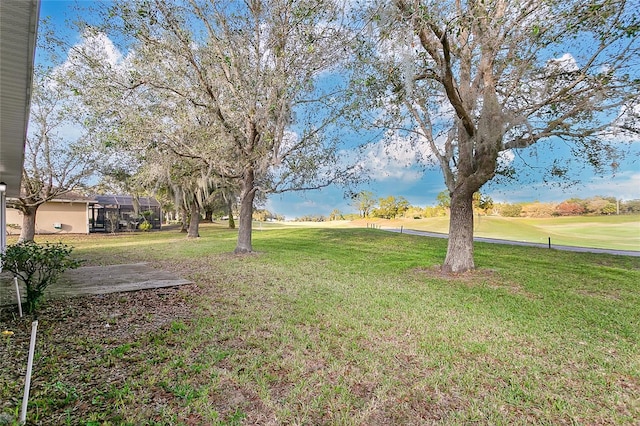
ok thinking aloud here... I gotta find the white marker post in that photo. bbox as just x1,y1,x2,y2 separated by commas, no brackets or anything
14,276,22,317
20,320,38,425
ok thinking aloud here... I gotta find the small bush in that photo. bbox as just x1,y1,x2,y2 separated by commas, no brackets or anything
0,241,82,313
138,221,152,231
499,203,523,217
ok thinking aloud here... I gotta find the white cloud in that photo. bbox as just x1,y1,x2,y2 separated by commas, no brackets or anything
275,130,299,162
360,132,429,182
546,53,579,72
89,33,123,66
58,30,125,78
604,102,640,143
498,149,515,167
582,172,640,200
360,126,517,183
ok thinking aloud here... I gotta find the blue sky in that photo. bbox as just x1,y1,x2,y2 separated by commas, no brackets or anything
38,0,640,219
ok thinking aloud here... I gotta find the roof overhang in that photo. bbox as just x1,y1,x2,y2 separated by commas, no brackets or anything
0,0,41,198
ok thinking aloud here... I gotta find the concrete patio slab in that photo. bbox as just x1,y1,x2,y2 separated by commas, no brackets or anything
0,262,192,306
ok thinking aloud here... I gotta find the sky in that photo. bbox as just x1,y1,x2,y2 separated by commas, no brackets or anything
37,0,640,220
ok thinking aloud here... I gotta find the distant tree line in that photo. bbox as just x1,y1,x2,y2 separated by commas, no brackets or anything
498,197,640,218
346,190,493,220
290,193,640,222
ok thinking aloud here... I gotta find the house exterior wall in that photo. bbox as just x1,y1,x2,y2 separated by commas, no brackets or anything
6,202,89,235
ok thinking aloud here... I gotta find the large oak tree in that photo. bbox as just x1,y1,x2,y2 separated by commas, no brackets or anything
352,0,639,272
76,0,356,253
9,68,100,242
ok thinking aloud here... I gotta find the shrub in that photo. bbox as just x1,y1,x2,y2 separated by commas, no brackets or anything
499,203,523,217
555,201,585,216
138,221,152,231
0,241,82,314
521,202,556,217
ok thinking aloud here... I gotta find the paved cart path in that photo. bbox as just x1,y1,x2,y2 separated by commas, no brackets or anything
0,262,192,306
384,228,640,257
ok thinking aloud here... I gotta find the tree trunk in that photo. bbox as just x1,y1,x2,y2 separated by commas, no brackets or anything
204,208,213,222
187,201,200,238
227,197,236,229
179,206,188,233
235,168,255,254
442,190,475,273
19,206,38,242
25,285,42,314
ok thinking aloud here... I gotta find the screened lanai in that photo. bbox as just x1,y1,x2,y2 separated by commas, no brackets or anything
89,195,162,232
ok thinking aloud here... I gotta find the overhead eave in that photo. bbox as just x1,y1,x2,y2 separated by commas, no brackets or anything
0,0,41,197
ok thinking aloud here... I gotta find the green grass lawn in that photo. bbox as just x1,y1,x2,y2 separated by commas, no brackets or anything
356,214,640,251
2,224,639,424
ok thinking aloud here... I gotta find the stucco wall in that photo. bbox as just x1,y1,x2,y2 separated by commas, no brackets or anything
6,202,89,235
